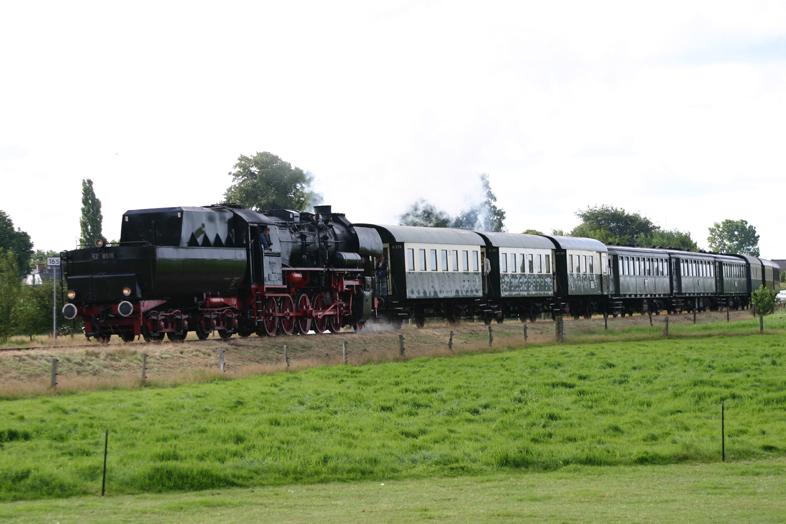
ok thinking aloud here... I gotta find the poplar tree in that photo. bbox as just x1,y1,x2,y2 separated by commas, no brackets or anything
79,179,103,246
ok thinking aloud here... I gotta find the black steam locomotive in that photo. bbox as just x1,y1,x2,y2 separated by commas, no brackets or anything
62,205,382,341
62,204,781,342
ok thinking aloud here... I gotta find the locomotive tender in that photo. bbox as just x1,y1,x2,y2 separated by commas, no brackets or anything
61,204,780,341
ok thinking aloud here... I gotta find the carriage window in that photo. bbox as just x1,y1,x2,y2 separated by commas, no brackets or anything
528,254,534,274
588,256,594,274
580,256,586,274
511,253,517,273
418,249,427,271
575,255,581,274
501,252,508,273
620,258,626,276
441,250,448,272
430,249,438,271
472,251,479,272
537,254,543,274
568,255,574,273
545,254,551,274
451,250,459,271
647,259,652,276
406,248,415,271
462,250,469,272
521,254,527,273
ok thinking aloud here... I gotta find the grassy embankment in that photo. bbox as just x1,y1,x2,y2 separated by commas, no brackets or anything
1,330,785,502
1,310,784,397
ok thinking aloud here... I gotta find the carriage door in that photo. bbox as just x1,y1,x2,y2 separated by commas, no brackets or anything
671,258,681,293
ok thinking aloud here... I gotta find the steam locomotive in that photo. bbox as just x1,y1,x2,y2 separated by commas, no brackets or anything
61,204,781,341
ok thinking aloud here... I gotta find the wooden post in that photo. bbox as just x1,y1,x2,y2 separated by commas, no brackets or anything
693,300,697,324
101,429,109,496
648,310,653,327
284,344,290,369
448,330,454,352
141,354,148,383
523,323,528,344
721,401,726,462
603,313,608,331
663,317,669,337
50,358,58,388
487,325,493,348
398,334,405,357
726,307,730,323
342,340,348,364
218,348,225,373
555,316,564,343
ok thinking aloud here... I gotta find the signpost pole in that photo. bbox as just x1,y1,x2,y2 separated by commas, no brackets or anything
48,257,60,340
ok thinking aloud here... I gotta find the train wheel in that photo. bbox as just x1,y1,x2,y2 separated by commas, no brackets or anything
238,315,253,338
263,297,279,336
120,332,135,343
167,331,186,342
296,293,312,334
217,329,233,340
96,334,111,344
142,326,163,343
313,293,328,333
195,321,210,340
280,296,296,335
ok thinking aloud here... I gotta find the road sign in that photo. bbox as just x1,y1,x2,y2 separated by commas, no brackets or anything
47,257,61,267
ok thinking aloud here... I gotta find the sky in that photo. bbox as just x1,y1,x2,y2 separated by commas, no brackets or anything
1,1,785,257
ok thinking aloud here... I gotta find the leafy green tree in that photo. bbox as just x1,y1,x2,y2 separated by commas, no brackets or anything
0,250,21,341
224,152,320,211
751,285,776,333
522,229,543,235
79,179,103,247
0,211,33,278
479,174,505,232
707,219,760,256
640,229,698,251
400,200,452,227
571,206,655,246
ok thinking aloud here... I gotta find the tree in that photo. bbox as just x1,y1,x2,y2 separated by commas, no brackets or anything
522,229,543,235
400,200,452,227
707,219,760,256
751,285,776,333
640,229,699,251
80,179,103,247
479,174,505,232
224,152,320,211
0,250,21,341
0,210,33,277
571,206,655,246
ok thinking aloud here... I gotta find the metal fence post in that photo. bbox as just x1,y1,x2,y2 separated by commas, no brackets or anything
101,429,109,496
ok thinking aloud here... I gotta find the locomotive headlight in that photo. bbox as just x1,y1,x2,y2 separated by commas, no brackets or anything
67,290,76,300
95,238,106,248
122,286,132,297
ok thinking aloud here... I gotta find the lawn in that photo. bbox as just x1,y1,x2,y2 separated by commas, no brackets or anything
2,459,786,523
1,329,785,502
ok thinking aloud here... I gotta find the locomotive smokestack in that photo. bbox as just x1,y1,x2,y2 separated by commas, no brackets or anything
314,205,332,218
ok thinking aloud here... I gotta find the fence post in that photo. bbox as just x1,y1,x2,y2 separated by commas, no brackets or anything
284,344,290,369
101,429,109,496
555,315,564,343
218,348,225,373
648,310,653,327
603,312,608,331
726,307,730,323
398,334,405,357
693,300,697,324
663,317,670,337
523,323,528,345
141,354,148,383
342,340,348,364
50,358,58,388
448,330,454,352
487,325,493,348
721,401,726,462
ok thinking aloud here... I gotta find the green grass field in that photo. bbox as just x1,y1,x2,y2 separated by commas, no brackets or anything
1,329,786,503
3,459,786,523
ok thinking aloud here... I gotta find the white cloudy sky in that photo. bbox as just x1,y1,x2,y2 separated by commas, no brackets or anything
1,1,785,256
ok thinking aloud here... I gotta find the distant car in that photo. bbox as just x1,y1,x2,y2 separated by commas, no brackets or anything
777,290,786,303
